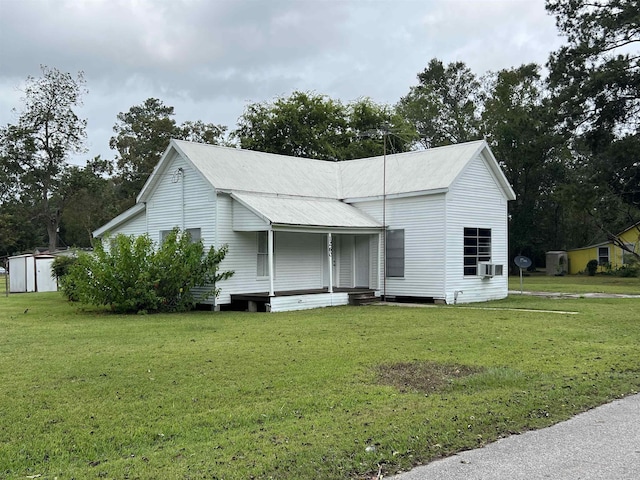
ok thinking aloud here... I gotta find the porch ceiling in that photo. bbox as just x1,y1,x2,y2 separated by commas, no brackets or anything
231,191,382,231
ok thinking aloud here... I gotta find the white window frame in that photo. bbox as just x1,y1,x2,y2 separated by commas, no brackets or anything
598,246,609,265
257,231,272,278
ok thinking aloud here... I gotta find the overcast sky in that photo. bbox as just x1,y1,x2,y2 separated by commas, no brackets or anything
0,0,565,164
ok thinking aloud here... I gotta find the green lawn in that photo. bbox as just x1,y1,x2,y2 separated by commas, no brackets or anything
1,280,639,479
510,272,640,295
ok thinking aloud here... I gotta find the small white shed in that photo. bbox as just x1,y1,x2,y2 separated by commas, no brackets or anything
8,254,58,293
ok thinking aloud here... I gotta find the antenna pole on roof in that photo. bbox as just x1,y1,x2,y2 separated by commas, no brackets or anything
382,128,387,301
357,124,393,301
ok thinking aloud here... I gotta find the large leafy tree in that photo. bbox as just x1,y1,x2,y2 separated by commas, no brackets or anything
547,0,639,137
345,98,417,158
481,64,570,263
59,156,118,248
0,66,87,252
110,98,227,205
547,0,640,256
398,59,482,148
233,91,415,161
234,91,350,160
0,201,42,257
110,97,176,193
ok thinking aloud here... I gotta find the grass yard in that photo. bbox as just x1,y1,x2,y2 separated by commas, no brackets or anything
1,278,639,479
510,271,640,294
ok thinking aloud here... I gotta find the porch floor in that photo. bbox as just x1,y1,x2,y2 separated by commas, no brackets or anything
231,287,375,302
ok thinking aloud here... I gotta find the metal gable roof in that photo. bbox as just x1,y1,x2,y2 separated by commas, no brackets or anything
337,140,508,199
339,141,483,198
166,139,513,200
95,139,516,238
231,192,382,229
172,140,340,198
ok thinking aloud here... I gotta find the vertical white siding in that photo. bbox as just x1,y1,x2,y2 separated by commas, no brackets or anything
321,233,376,290
445,152,509,303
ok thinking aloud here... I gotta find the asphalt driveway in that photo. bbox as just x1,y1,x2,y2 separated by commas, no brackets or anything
390,392,640,480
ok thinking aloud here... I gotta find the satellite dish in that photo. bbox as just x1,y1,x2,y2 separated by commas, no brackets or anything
514,256,532,269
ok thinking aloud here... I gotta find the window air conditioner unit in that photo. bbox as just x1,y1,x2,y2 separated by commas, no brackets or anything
478,263,504,278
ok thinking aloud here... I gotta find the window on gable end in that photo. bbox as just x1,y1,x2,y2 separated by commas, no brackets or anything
464,227,492,276
186,228,201,243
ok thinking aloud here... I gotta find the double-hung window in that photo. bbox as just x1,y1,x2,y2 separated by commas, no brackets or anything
386,229,405,278
257,231,270,277
598,246,609,266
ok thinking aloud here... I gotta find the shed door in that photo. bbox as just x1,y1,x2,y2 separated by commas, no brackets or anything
9,257,27,293
36,258,58,292
355,236,370,288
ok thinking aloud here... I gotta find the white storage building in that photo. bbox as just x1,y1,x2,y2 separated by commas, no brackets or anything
8,254,58,293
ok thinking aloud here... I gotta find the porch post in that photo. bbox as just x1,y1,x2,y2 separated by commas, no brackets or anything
327,232,334,293
268,229,275,297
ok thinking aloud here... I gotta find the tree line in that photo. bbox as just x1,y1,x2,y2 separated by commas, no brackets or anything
1,0,639,268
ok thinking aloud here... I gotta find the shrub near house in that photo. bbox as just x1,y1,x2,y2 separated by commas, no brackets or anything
586,259,599,276
62,228,232,313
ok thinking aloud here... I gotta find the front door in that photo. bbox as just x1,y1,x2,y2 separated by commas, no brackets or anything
355,236,370,288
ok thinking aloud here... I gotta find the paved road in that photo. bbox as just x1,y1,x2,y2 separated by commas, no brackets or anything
390,393,640,480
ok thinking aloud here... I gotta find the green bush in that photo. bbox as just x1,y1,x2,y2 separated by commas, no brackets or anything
586,259,599,276
52,255,79,301
64,229,233,313
614,256,639,277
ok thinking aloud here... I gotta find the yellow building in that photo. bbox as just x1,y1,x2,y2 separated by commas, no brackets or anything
566,223,640,274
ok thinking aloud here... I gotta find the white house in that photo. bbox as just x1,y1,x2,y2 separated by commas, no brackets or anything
94,139,516,312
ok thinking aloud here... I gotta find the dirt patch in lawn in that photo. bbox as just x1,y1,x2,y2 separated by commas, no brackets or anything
375,361,482,394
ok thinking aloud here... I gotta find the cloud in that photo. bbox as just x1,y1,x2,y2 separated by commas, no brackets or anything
0,0,563,163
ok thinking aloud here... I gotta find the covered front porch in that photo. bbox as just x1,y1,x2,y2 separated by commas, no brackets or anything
229,191,383,311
